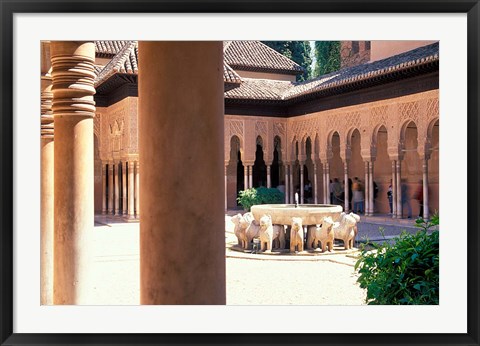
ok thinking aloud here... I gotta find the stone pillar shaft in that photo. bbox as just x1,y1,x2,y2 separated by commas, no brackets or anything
128,161,135,219
313,163,318,204
284,164,289,203
266,165,271,188
51,41,95,304
135,161,140,218
138,41,225,304
289,164,294,204
224,165,228,210
41,79,54,305
114,163,120,215
344,161,349,212
392,160,397,218
396,160,402,218
299,163,304,204
369,161,374,215
423,158,430,219
122,161,127,215
248,165,253,189
101,163,107,214
108,163,113,214
325,163,330,204
244,166,248,190
364,161,369,215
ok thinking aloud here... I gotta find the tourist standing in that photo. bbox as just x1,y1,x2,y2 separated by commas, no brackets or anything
387,180,393,214
352,177,364,214
414,180,424,218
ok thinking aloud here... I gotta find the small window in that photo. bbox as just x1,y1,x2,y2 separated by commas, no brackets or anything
352,41,359,54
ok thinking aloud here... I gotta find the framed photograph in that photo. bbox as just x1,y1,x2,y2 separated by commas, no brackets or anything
1,1,479,345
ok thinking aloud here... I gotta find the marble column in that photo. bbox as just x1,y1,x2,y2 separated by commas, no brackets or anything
289,164,294,204
51,41,95,304
284,164,289,203
396,160,402,218
114,163,120,215
422,158,430,219
299,163,305,204
224,165,228,210
266,165,271,188
135,161,140,219
344,161,349,212
108,162,114,214
323,163,327,204
122,161,127,215
392,160,397,218
244,166,249,190
248,165,253,189
138,41,225,304
369,161,374,215
313,163,318,204
101,163,107,215
128,161,135,219
325,163,331,204
364,161,369,215
41,80,54,305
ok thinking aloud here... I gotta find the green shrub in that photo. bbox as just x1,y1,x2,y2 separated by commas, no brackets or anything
354,215,439,305
237,186,284,211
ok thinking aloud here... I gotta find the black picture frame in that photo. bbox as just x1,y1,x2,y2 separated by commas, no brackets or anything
1,1,479,345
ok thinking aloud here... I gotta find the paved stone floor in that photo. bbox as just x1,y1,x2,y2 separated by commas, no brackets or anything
88,213,422,305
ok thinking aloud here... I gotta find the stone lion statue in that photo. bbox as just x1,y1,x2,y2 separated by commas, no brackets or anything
307,216,335,252
333,212,358,250
349,212,360,246
258,214,285,252
245,218,261,250
290,217,304,253
231,213,251,249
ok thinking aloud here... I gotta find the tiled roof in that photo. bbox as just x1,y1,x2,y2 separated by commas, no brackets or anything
95,41,129,56
225,78,293,100
224,63,242,85
225,42,439,101
283,42,439,99
94,40,242,88
224,41,304,75
95,41,138,87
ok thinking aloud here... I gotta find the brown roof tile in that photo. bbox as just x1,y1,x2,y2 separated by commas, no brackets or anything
95,41,129,56
224,41,304,75
95,41,138,86
225,78,293,100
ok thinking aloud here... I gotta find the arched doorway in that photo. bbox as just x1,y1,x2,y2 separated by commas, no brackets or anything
253,136,267,187
400,121,419,218
271,136,282,188
227,135,243,208
373,125,390,214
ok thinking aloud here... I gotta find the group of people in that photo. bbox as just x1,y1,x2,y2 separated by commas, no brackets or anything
387,179,424,218
329,177,375,215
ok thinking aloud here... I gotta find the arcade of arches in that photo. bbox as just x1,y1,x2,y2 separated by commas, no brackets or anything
40,40,439,305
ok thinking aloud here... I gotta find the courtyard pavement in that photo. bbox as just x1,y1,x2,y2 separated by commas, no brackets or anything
89,212,423,305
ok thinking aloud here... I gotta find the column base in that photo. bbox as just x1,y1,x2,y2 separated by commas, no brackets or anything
101,210,107,215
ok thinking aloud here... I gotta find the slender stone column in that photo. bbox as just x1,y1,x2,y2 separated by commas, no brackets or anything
51,41,95,304
323,163,327,203
128,161,135,219
392,160,397,218
396,160,402,218
101,163,107,214
266,165,271,188
135,161,140,219
114,163,120,215
344,161,349,212
225,165,228,210
244,166,249,190
138,41,225,304
422,158,430,219
313,163,318,204
284,164,289,203
289,164,294,203
299,163,305,204
248,165,253,189
325,163,331,204
122,161,127,215
108,163,114,214
369,161,374,215
364,161,369,215
41,80,54,305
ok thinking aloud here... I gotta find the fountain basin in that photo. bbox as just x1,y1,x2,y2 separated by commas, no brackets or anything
251,204,343,226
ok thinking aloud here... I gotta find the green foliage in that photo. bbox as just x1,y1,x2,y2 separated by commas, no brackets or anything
261,41,312,81
237,186,285,211
313,41,341,77
354,215,439,305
